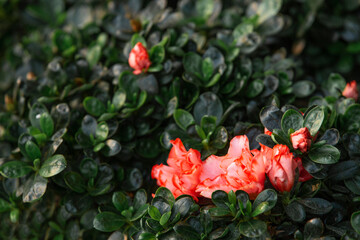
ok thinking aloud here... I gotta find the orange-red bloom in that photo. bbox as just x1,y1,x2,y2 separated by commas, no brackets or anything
196,136,265,200
290,127,312,153
151,139,202,201
266,144,297,193
128,42,151,75
342,80,358,101
294,157,313,182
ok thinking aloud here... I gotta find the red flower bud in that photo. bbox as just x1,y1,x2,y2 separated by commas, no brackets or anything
266,144,296,193
290,127,312,153
343,80,358,101
128,42,151,75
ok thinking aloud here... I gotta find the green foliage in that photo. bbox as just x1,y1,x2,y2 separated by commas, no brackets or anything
0,0,360,239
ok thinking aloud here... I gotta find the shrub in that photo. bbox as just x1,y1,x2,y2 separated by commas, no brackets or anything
1,0,360,239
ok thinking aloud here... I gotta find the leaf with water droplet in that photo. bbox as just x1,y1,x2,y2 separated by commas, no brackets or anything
39,154,67,178
23,174,47,202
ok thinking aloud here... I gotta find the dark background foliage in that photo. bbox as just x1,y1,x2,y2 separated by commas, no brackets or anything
1,0,360,239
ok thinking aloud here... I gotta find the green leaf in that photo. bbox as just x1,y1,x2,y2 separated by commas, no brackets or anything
112,89,126,110
148,205,161,221
303,106,324,136
285,201,306,222
292,81,316,98
303,218,324,239
201,116,217,136
228,190,237,206
138,232,156,240
196,0,215,19
183,52,202,79
86,45,101,68
134,189,147,209
150,45,165,64
173,109,195,131
252,189,277,217
95,122,109,141
328,160,360,181
29,102,49,130
154,187,175,207
64,172,86,193
112,191,129,212
308,144,340,164
39,154,67,178
0,161,33,178
246,79,264,98
193,92,223,125
256,0,282,25
101,139,121,157
93,212,125,232
40,112,54,137
79,158,98,179
131,204,149,221
10,208,19,223
342,104,360,132
160,211,171,226
83,97,106,117
25,141,42,161
205,73,221,88
172,196,194,218
281,109,303,134
23,174,47,202
211,190,229,208
0,198,11,212
211,126,228,149
233,23,254,43
298,198,333,215
130,33,146,48
322,73,346,97
202,57,213,81
238,219,267,238
260,105,283,132
351,211,360,234
174,224,201,240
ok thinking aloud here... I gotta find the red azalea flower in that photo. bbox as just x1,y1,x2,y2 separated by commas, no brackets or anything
266,144,297,193
342,80,358,101
196,136,265,200
290,127,312,153
151,139,202,201
128,42,151,75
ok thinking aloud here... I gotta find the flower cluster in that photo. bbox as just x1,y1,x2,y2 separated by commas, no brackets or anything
152,130,313,201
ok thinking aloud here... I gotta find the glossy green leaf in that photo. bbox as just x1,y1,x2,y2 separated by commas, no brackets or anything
281,109,303,134
0,161,33,178
148,205,161,221
83,97,106,117
0,198,11,212
93,212,125,232
173,109,195,131
23,174,47,202
303,106,324,136
39,154,66,178
25,141,41,161
351,211,360,234
40,112,54,137
64,172,86,193
308,144,340,164
112,191,129,212
238,219,267,238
